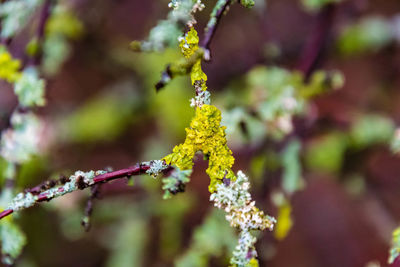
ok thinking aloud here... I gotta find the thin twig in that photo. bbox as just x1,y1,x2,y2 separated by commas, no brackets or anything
81,184,101,232
29,0,53,66
296,3,336,80
200,0,233,59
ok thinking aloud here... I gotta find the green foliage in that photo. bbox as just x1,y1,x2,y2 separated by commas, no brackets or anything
222,66,343,142
42,5,84,76
106,218,148,267
337,17,393,56
240,0,255,8
176,210,236,267
155,194,194,259
305,132,347,174
301,0,341,12
58,83,139,143
281,139,303,194
350,114,395,149
118,47,194,140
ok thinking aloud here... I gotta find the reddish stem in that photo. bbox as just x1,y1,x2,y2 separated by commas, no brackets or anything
0,163,172,220
0,209,13,219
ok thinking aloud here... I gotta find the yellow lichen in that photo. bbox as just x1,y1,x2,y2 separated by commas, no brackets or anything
179,27,207,90
247,258,259,267
0,47,21,83
164,104,235,192
274,201,293,240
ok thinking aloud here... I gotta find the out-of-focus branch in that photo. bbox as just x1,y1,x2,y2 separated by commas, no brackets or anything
297,3,336,80
81,183,101,232
200,0,233,60
0,161,174,220
29,0,53,66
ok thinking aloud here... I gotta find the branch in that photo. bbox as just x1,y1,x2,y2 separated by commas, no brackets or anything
200,0,233,59
155,0,234,90
296,3,336,80
0,160,174,220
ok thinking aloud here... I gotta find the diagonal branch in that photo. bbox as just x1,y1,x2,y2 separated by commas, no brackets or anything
0,161,174,220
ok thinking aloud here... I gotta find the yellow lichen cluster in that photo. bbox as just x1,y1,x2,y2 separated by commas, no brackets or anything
179,27,207,90
163,104,236,192
0,47,21,83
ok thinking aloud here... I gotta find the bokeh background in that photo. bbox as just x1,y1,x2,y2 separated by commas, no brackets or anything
1,0,400,266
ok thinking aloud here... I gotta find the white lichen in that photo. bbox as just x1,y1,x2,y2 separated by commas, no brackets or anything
6,170,106,212
190,90,210,108
8,192,37,211
230,230,257,266
210,170,276,265
146,160,168,178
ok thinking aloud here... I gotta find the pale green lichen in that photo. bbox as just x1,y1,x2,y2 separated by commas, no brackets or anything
0,220,26,265
230,230,258,266
14,67,46,107
0,0,42,38
130,0,204,52
0,111,43,163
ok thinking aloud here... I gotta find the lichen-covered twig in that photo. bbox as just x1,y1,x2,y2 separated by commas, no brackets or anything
155,0,238,90
0,160,173,220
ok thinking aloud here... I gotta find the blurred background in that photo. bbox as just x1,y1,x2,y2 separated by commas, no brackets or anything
1,0,400,266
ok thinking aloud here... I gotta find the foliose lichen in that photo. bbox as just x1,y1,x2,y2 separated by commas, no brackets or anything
164,104,236,192
0,46,21,83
